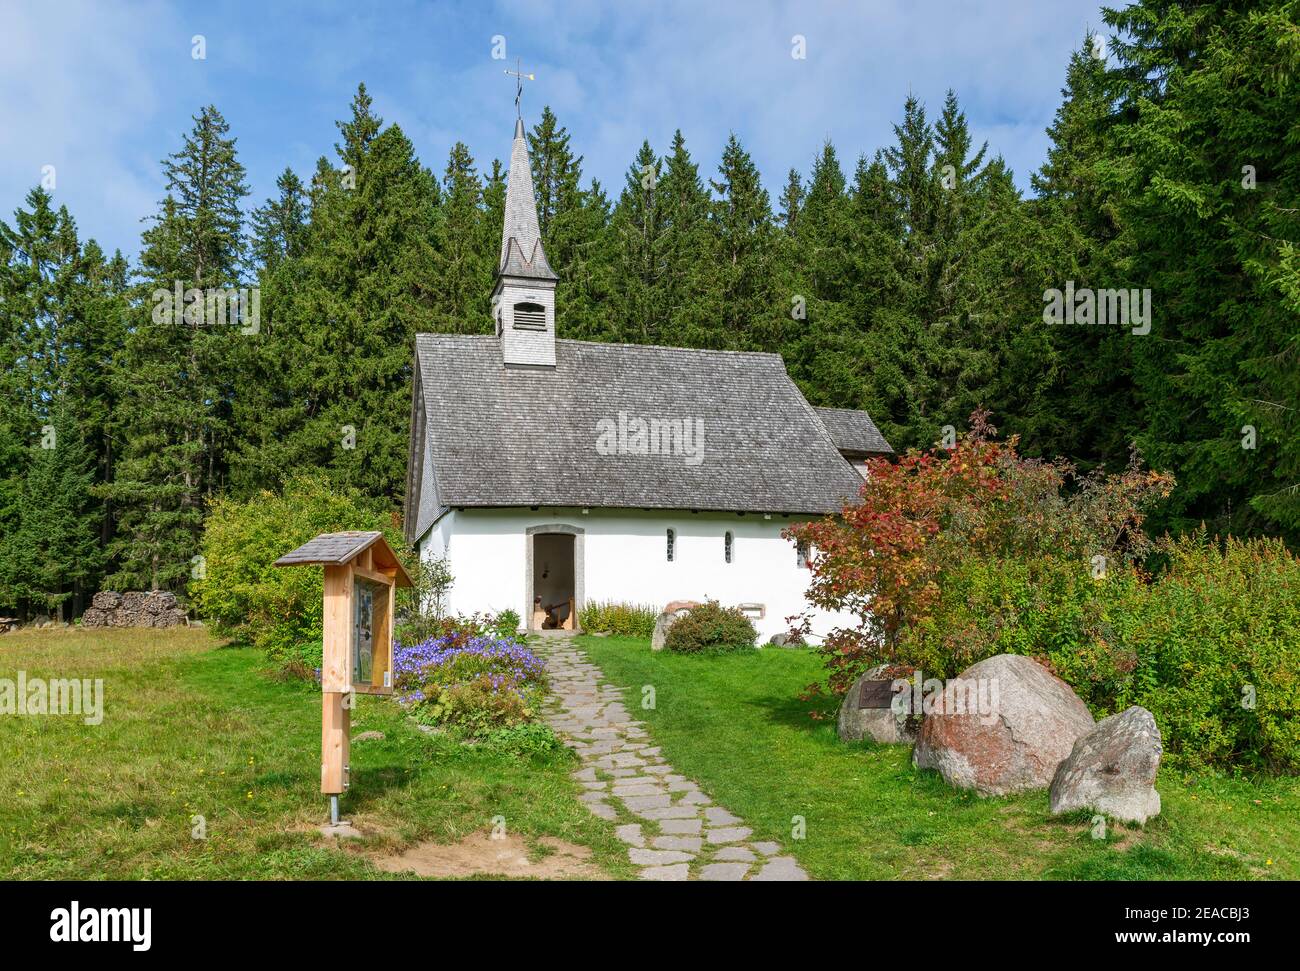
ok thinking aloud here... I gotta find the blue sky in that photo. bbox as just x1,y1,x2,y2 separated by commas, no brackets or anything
1,0,1113,260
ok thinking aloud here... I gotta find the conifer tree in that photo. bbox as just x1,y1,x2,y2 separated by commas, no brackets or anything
102,104,249,590
239,85,437,502
706,133,781,351
6,409,101,618
430,142,493,333
1105,1,1300,542
609,141,667,343
778,168,804,233
657,130,713,347
0,190,125,611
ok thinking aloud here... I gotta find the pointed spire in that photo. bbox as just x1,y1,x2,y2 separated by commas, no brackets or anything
499,116,557,281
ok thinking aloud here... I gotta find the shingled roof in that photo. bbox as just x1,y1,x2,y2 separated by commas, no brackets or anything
498,117,557,282
815,406,894,456
406,334,891,541
274,531,384,566
274,531,413,586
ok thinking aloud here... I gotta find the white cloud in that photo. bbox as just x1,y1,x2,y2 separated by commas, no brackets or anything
0,0,186,248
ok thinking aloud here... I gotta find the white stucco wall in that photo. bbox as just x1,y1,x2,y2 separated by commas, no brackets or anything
416,506,854,643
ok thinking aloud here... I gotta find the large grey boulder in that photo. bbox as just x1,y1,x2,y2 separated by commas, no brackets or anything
838,664,918,744
1050,706,1162,823
912,654,1095,795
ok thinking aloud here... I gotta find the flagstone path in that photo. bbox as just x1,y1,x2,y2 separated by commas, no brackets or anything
535,640,809,881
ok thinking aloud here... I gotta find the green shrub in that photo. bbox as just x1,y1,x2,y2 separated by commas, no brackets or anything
578,599,658,638
900,536,1300,773
899,554,1144,704
491,609,521,637
1118,536,1300,773
189,475,406,665
277,637,324,681
664,600,757,653
479,722,571,760
394,613,500,648
394,553,454,641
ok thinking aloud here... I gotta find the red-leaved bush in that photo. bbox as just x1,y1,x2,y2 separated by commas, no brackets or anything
785,410,1174,695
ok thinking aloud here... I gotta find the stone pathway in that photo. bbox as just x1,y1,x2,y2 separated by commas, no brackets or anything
536,640,809,881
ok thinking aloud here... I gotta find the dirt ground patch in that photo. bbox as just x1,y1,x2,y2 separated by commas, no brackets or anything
370,831,607,880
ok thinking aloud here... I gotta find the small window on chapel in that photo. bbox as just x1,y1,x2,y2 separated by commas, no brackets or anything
513,301,546,330
797,539,811,569
724,531,733,564
666,528,675,562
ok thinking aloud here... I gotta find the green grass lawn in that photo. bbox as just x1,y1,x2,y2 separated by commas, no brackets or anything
4,627,1293,881
580,635,1299,881
0,628,633,879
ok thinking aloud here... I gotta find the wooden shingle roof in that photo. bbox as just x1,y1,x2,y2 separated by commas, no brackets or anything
273,531,413,586
407,335,892,541
814,406,894,457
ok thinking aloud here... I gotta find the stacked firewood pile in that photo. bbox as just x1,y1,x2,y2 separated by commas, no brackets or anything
81,591,189,629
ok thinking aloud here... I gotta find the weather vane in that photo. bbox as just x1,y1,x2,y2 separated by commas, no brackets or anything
504,57,535,117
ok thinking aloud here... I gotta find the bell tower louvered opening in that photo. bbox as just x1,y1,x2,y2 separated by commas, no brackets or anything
513,301,546,331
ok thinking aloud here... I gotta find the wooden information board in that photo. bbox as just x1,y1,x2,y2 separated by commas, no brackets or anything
274,532,412,800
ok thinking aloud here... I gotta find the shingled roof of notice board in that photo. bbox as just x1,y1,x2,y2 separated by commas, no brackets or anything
273,531,413,586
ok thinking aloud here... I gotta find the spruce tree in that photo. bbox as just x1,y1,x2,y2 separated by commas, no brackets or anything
7,409,101,619
240,85,437,502
430,142,494,334
609,141,667,343
706,133,781,351
0,189,122,613
657,130,713,348
102,105,249,590
1105,1,1300,543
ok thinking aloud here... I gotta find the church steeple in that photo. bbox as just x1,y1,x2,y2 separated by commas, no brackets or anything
493,114,558,368
499,117,556,282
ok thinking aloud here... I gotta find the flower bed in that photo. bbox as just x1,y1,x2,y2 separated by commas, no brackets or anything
392,634,547,736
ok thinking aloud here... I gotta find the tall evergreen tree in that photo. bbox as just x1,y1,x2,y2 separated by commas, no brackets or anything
657,130,713,347
102,105,249,590
0,189,125,613
430,142,494,334
250,167,308,272
238,85,437,502
1029,35,1135,468
705,133,781,351
6,409,102,618
1104,1,1300,543
609,141,668,343
526,106,612,339
228,167,311,497
778,168,805,233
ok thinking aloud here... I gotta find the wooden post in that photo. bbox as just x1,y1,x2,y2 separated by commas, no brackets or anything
321,691,350,794
321,563,352,795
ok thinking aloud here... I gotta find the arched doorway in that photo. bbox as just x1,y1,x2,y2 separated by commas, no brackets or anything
525,524,585,631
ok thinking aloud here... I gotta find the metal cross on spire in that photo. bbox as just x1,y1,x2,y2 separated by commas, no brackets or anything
504,58,535,117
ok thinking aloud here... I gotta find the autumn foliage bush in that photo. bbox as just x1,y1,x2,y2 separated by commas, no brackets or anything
786,410,1173,695
788,412,1300,771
